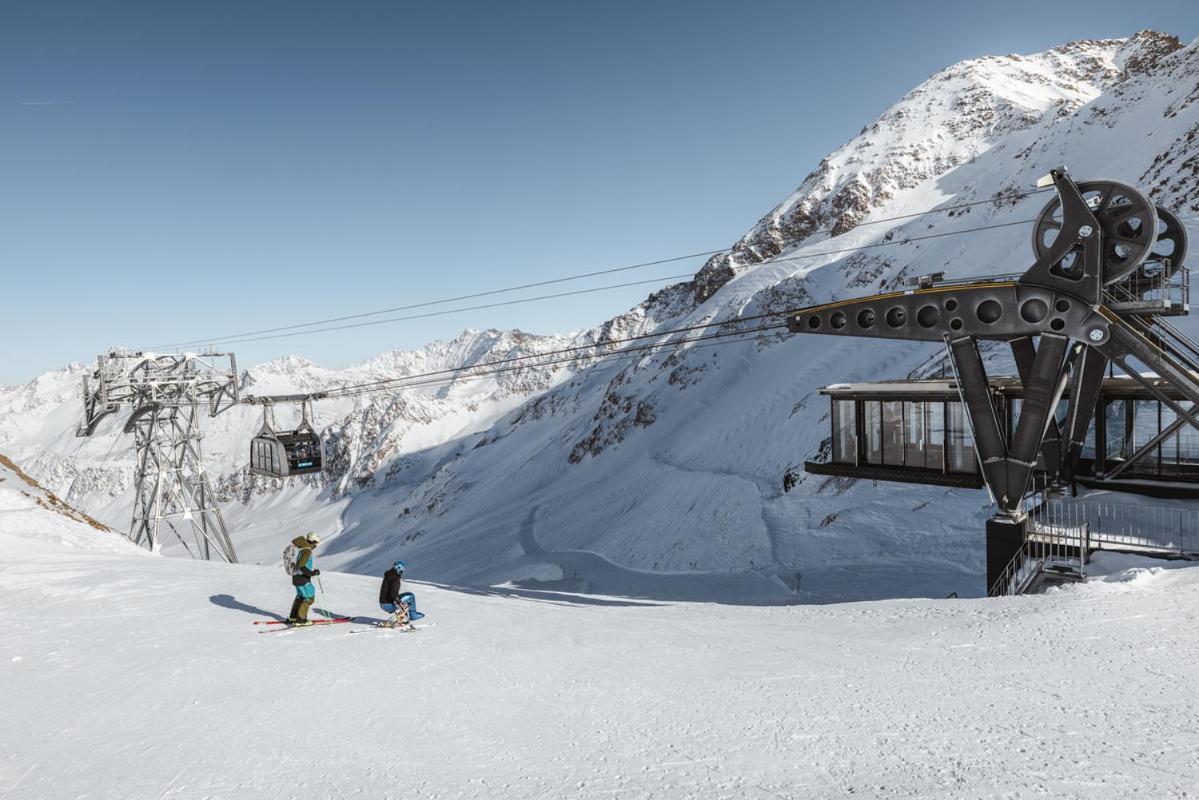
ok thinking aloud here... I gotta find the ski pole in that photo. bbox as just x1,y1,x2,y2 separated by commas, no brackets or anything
315,575,328,619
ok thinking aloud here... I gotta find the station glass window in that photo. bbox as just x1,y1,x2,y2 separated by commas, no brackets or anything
1179,421,1199,471
925,401,945,470
946,401,976,473
1080,416,1097,460
1104,400,1129,462
904,402,925,467
882,401,904,466
863,401,883,465
1160,405,1180,474
1131,400,1160,473
831,400,857,464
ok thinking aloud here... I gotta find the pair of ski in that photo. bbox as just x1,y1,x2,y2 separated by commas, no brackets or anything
253,617,429,634
254,616,353,634
347,622,431,635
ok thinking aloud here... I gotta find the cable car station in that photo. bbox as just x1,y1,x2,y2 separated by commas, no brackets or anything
788,168,1199,595
808,375,1199,496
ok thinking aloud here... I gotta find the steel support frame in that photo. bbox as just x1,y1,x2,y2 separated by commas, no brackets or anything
1011,336,1064,477
130,404,237,562
78,350,240,562
1095,322,1199,432
945,333,1072,513
1063,346,1107,459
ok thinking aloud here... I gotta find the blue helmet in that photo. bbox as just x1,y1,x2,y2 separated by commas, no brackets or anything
393,560,406,574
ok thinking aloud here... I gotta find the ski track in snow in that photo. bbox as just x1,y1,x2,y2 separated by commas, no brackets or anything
511,502,795,604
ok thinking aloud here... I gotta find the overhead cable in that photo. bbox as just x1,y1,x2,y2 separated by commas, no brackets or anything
324,323,791,399
147,188,1052,350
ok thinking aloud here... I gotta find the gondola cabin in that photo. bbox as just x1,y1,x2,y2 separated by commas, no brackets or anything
250,428,323,477
249,399,324,478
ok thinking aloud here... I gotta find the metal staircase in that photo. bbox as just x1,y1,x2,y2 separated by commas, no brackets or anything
991,489,1199,597
989,520,1086,597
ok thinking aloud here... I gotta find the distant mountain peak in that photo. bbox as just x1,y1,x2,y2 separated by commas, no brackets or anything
691,31,1184,303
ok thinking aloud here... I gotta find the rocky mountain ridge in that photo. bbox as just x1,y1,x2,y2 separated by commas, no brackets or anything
692,30,1184,303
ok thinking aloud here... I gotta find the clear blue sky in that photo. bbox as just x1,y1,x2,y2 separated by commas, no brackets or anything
3,0,1198,383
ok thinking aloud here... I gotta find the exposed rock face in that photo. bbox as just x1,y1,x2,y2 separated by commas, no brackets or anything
692,31,1185,303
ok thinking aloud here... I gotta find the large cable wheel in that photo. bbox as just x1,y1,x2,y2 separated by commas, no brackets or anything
1133,205,1188,283
1031,180,1159,285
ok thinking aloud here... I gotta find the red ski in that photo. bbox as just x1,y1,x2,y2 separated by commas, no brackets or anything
254,616,353,626
258,619,354,633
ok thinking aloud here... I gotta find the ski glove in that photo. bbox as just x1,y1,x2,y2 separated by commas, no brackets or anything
312,569,321,576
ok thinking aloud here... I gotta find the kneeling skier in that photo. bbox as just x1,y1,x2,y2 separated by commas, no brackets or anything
378,560,423,629
287,532,322,625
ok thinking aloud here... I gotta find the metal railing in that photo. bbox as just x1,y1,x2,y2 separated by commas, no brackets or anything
896,268,1189,309
915,272,1024,289
988,520,1084,597
1026,491,1199,557
1137,311,1199,365
1104,267,1190,315
990,490,1199,597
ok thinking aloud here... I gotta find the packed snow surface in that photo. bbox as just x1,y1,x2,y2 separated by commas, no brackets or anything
2,477,1198,799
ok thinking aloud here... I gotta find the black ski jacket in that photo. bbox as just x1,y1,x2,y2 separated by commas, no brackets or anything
379,569,403,604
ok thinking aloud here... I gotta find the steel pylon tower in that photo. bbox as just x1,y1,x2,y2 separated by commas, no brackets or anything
128,402,235,561
78,349,240,562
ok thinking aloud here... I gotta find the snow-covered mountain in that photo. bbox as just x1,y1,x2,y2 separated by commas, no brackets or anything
694,31,1184,300
5,30,1199,601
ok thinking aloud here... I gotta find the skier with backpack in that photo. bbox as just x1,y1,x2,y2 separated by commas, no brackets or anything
378,560,424,629
284,532,322,625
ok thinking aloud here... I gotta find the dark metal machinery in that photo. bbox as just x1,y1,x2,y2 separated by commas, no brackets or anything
784,168,1198,593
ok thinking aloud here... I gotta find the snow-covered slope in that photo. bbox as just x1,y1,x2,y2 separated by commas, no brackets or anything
693,31,1184,300
2,484,1197,798
6,31,1199,602
0,452,134,554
